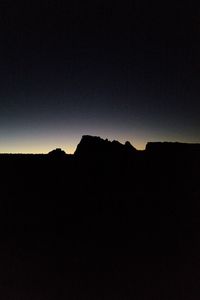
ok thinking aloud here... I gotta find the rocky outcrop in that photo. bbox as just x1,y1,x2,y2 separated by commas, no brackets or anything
48,148,66,156
74,135,137,158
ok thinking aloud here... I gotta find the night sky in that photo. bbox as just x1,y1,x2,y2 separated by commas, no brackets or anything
0,1,200,153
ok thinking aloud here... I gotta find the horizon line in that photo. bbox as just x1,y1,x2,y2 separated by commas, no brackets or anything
0,135,200,155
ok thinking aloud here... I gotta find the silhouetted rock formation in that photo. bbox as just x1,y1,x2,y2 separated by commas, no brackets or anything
74,135,137,158
146,141,200,153
48,148,66,156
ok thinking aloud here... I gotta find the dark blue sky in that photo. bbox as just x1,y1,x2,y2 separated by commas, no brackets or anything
0,0,199,153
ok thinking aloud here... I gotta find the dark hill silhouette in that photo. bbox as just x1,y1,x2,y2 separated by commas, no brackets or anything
146,141,200,154
48,147,67,156
74,135,137,158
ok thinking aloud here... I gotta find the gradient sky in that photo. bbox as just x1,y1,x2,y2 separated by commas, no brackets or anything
0,1,200,153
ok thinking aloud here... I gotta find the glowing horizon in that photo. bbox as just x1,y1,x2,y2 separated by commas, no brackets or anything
0,130,199,154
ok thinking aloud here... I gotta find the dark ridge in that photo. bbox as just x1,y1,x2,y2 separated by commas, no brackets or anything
146,141,200,152
48,148,67,156
74,135,137,158
1,138,200,158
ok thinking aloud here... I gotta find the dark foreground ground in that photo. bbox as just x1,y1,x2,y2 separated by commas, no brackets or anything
0,137,200,299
